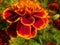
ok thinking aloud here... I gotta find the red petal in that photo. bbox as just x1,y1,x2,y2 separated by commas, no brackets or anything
0,43,2,45
33,10,48,18
17,21,31,38
6,22,18,37
31,26,36,37
3,8,20,23
21,15,35,26
27,26,37,39
15,9,26,16
42,18,48,28
33,17,44,30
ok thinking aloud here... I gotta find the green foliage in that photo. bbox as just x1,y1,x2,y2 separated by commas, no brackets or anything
0,4,5,12
0,16,9,30
52,14,60,20
3,0,18,6
38,0,48,8
10,36,25,45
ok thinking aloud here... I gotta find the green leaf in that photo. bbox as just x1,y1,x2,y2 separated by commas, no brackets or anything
29,39,40,45
10,36,25,45
52,14,60,20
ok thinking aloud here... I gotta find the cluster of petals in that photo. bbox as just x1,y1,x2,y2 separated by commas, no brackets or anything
48,3,59,10
55,19,60,30
3,0,48,39
46,42,56,45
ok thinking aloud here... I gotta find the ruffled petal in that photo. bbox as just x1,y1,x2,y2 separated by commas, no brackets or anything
15,9,26,16
27,26,37,39
6,22,18,37
33,17,44,30
3,8,20,23
21,15,35,26
33,9,48,18
17,21,31,39
42,18,48,28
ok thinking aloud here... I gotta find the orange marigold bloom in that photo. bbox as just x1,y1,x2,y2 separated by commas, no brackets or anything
3,0,48,39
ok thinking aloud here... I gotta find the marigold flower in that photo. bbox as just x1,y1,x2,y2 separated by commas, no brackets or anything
47,42,57,45
3,0,48,39
48,3,59,10
55,18,60,30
